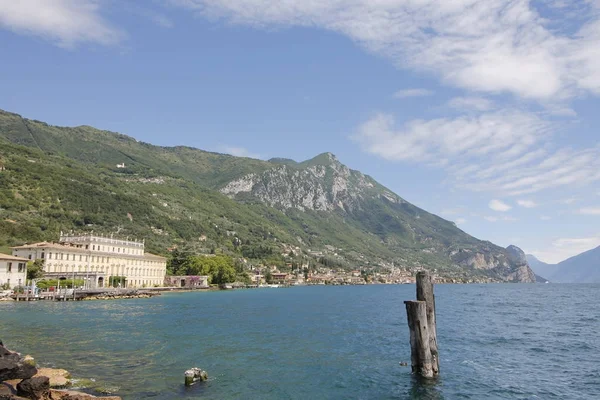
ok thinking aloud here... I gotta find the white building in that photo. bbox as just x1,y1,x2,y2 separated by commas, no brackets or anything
12,233,167,288
0,253,28,289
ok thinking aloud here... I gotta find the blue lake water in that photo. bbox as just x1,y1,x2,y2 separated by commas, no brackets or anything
1,284,599,399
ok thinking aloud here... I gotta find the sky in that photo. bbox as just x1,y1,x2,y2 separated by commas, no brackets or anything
1,0,599,264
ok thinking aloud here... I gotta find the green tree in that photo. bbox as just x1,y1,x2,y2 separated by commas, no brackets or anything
264,269,273,284
27,259,45,280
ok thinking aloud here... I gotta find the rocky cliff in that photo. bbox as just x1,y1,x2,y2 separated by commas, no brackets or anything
221,153,388,212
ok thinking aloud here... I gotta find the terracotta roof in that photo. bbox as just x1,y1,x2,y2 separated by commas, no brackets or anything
0,253,29,262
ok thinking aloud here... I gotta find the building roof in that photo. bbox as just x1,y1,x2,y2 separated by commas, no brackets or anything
0,253,29,262
12,242,167,261
11,242,87,252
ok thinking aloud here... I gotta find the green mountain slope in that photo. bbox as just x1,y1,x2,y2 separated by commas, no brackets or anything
0,109,535,282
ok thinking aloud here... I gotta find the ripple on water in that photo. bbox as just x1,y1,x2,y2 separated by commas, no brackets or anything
1,284,600,399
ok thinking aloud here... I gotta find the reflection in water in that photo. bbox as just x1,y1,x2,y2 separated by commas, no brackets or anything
408,375,444,400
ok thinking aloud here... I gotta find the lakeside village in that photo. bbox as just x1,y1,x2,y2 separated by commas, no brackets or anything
0,232,485,301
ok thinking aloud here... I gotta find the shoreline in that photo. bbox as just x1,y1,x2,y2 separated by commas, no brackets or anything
0,343,121,399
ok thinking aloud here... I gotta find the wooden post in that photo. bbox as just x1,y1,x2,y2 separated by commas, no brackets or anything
404,300,433,378
404,271,439,378
416,271,439,375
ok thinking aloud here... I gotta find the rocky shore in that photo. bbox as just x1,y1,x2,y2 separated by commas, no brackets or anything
0,343,120,400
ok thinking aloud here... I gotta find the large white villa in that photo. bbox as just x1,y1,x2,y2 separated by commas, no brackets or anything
0,253,28,289
12,233,167,288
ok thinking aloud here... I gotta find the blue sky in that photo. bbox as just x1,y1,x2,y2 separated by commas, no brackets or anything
1,0,600,263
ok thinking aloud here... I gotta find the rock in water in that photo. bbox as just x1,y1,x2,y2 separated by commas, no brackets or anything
184,368,208,386
0,345,37,382
49,390,121,399
16,376,50,399
34,368,71,388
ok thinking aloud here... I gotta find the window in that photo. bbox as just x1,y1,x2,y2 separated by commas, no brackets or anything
28,255,32,260
41,252,45,259
7,262,12,272
79,255,82,261
66,254,70,261
48,253,52,260
93,245,96,250
18,263,25,272
85,245,89,250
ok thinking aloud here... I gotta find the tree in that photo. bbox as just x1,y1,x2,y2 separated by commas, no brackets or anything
213,263,236,284
27,259,44,280
264,269,273,284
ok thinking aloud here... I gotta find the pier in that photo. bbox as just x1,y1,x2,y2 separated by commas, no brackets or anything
12,288,161,301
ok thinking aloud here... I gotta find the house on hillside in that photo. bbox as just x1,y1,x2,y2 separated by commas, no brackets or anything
0,253,28,289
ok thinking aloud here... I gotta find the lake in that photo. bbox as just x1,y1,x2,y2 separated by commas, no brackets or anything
1,284,599,399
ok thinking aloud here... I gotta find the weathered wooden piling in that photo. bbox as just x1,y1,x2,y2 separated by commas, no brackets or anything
404,271,439,378
416,271,439,375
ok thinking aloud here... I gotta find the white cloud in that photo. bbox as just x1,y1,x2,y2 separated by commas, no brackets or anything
540,215,552,221
484,215,517,222
448,96,494,111
219,146,261,159
353,109,600,196
393,89,434,99
531,236,600,263
455,218,467,225
353,110,550,163
578,207,600,215
0,0,122,47
489,199,512,212
171,0,600,101
517,199,538,208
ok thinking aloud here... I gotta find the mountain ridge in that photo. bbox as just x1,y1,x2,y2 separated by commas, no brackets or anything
527,247,600,283
0,108,535,282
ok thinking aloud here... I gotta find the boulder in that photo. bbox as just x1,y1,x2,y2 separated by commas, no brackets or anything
184,368,208,386
0,346,37,383
16,376,50,400
34,370,70,388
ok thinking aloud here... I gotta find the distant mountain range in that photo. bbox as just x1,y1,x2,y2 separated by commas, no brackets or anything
527,247,600,283
0,108,536,282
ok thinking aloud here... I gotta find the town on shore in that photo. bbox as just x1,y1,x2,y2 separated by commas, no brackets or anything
1,232,497,301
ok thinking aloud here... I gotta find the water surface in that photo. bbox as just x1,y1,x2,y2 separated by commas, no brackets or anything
1,284,599,399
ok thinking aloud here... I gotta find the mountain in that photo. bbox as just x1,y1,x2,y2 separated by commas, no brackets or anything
0,109,536,282
526,255,559,280
527,247,600,283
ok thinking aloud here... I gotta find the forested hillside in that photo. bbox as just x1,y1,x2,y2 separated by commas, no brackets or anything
0,109,535,282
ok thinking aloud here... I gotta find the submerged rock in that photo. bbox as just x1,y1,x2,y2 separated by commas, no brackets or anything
34,369,71,388
184,368,208,386
49,390,121,400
